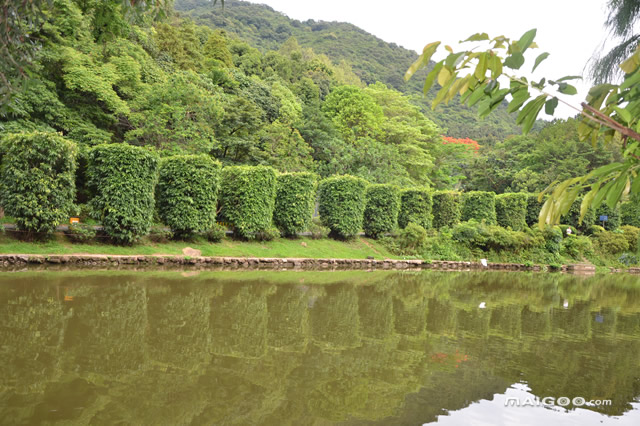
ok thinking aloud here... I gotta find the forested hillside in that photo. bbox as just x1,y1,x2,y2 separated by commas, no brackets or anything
0,0,621,193
176,0,522,144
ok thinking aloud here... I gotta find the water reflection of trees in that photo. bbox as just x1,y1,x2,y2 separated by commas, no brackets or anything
1,272,640,424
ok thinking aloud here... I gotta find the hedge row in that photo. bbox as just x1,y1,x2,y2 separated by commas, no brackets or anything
363,184,400,238
5,132,633,243
219,166,277,240
496,193,527,231
398,188,432,229
274,172,317,237
0,132,77,235
157,155,221,238
88,144,159,244
461,191,496,224
318,175,368,239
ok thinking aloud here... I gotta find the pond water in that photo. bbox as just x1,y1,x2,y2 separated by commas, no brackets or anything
1,270,640,425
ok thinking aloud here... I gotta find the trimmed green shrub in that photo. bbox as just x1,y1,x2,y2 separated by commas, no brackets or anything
219,165,277,240
87,144,158,244
64,223,96,243
308,219,330,239
148,227,173,243
363,184,400,238
621,194,640,227
461,191,496,224
0,132,77,235
595,204,620,231
495,193,527,230
594,230,629,254
525,193,544,227
451,220,539,252
398,188,432,229
273,172,317,237
561,235,594,259
205,223,226,243
256,225,281,241
621,225,640,252
318,175,367,239
156,155,221,237
543,226,563,254
398,222,428,253
562,196,596,233
432,191,461,229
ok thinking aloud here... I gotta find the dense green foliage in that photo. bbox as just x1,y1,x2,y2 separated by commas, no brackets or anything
363,184,400,238
562,196,597,233
273,172,317,237
87,144,158,244
318,175,367,239
0,132,77,235
621,194,640,227
495,193,527,231
398,188,433,230
157,155,221,237
461,191,496,225
219,165,277,239
432,191,461,229
525,194,544,227
178,0,523,145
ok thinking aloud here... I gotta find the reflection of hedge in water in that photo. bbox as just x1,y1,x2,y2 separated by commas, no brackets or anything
3,272,640,422
457,307,491,337
146,284,219,369
295,340,427,422
267,285,310,351
0,285,67,393
357,285,394,339
392,278,428,337
210,283,275,358
426,299,457,335
310,284,361,349
489,305,523,339
521,306,552,338
550,301,592,340
63,283,147,377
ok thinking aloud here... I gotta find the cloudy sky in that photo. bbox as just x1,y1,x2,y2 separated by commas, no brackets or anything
245,0,614,118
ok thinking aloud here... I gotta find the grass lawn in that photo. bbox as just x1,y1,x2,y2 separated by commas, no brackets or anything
0,233,400,260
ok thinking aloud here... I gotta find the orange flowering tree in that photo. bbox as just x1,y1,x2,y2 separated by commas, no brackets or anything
442,136,481,153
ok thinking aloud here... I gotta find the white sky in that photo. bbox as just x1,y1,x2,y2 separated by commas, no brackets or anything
245,0,614,118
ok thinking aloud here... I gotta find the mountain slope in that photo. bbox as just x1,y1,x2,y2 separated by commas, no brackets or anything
176,0,522,144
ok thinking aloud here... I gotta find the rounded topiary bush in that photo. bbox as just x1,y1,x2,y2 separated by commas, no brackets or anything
495,193,527,230
273,172,317,237
318,175,367,239
363,184,400,238
432,191,461,229
0,131,77,236
461,191,496,224
219,165,277,240
398,188,432,229
156,154,221,238
87,144,158,244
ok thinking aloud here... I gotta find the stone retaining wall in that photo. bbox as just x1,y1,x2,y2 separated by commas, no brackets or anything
0,254,553,272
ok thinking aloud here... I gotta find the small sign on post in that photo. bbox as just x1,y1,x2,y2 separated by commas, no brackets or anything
600,215,608,228
70,217,80,224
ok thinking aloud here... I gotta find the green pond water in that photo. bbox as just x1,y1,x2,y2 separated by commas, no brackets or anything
1,270,640,425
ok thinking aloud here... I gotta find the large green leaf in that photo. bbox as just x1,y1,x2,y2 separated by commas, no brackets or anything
405,41,441,81
504,52,525,70
517,29,537,53
532,52,549,72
